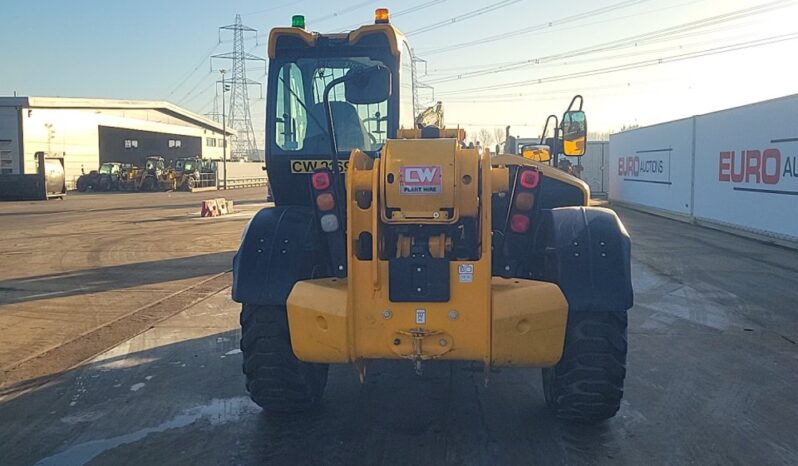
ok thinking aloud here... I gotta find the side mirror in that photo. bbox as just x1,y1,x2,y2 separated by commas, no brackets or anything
345,65,392,105
562,110,587,156
521,145,551,163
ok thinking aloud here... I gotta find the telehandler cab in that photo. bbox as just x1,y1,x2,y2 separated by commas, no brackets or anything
233,9,633,423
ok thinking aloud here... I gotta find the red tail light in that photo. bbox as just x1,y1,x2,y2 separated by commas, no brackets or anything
510,214,530,233
519,169,540,189
312,171,331,191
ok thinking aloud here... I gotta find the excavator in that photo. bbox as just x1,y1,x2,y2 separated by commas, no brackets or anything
232,9,632,423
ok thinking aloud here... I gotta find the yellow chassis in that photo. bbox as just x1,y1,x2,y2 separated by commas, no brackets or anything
287,149,579,368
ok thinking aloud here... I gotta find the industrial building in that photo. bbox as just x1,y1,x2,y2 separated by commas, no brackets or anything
0,96,236,189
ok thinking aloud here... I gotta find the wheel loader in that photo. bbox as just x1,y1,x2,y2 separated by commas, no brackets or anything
76,162,133,192
138,156,177,192
173,157,202,191
233,9,633,423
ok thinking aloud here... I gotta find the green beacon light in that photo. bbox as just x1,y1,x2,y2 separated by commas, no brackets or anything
291,15,305,29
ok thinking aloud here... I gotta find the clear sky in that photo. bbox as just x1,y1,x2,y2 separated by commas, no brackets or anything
1,0,796,146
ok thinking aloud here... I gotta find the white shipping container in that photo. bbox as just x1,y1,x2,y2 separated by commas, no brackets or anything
565,141,609,194
693,95,798,241
609,118,694,216
608,93,798,244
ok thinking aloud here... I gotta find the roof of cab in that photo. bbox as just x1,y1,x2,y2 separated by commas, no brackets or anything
268,23,406,59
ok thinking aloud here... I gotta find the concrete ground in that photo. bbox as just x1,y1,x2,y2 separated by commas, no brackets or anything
0,199,797,465
0,189,266,390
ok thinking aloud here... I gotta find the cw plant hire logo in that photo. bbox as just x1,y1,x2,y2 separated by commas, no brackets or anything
400,165,442,194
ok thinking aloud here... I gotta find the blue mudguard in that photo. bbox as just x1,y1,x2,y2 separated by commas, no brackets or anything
232,206,325,306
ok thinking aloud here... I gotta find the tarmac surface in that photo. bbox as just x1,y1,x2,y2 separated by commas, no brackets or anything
1,193,797,465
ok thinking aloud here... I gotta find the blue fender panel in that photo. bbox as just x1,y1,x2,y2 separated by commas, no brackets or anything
232,206,323,305
540,207,633,312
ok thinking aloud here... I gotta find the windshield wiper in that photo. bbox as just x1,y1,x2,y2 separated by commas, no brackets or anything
278,75,331,146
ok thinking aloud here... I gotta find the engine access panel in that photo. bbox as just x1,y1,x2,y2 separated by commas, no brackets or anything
381,138,479,224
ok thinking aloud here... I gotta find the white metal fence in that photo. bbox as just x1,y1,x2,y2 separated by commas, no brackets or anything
215,161,268,190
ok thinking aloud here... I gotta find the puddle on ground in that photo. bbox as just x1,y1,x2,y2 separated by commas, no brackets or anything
35,397,259,466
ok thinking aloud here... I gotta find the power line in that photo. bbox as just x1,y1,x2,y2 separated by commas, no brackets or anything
421,0,654,55
428,0,796,85
392,0,449,18
421,0,705,76
178,77,216,106
405,0,522,36
242,0,306,17
421,0,707,74
338,0,449,30
313,1,379,24
164,42,220,100
436,25,759,90
437,31,798,96
443,81,675,104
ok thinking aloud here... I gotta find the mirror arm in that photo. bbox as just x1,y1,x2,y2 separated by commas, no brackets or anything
322,74,349,179
540,115,558,146
565,94,584,113
320,74,350,240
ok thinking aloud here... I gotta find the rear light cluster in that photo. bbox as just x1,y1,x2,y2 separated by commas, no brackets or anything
311,168,348,277
509,168,541,234
311,170,339,233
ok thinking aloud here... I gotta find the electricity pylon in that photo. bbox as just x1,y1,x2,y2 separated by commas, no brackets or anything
211,14,265,161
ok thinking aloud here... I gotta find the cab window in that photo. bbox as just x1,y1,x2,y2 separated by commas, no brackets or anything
272,57,389,155
275,63,307,151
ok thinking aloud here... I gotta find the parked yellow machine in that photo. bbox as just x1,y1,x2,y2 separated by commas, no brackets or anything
233,9,633,423
119,156,177,192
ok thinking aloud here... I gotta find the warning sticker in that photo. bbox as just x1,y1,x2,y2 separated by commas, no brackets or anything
400,165,442,195
415,309,426,325
458,264,474,283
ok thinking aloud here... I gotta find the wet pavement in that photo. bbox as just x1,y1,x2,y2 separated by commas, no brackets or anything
0,207,797,465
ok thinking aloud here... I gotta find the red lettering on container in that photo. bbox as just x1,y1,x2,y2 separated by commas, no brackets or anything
762,148,781,185
719,151,732,181
745,150,762,183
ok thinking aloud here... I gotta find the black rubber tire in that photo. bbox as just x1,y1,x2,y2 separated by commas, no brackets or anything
142,177,156,192
76,178,88,192
240,303,328,413
542,310,627,423
97,176,111,192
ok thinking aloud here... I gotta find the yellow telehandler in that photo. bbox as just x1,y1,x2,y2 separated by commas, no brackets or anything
233,9,633,423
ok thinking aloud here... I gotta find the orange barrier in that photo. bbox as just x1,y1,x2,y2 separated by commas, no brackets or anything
201,199,220,217
216,198,229,215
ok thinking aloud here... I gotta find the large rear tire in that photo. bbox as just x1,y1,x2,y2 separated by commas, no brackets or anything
542,310,627,423
97,176,111,192
240,303,328,413
142,176,156,192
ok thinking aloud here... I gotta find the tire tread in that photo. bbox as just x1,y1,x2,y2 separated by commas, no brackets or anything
240,303,328,413
543,311,627,423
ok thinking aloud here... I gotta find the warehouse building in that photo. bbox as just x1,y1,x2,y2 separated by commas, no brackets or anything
0,96,236,189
